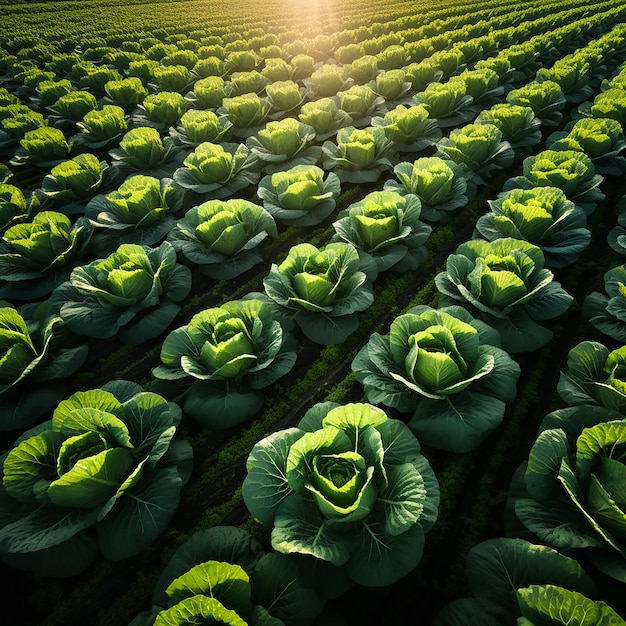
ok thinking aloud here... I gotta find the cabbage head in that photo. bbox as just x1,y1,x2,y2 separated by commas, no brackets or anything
73,104,128,149
371,104,442,152
265,79,306,117
546,117,626,176
0,380,192,576
219,93,270,137
322,126,392,183
109,127,181,178
510,404,626,583
435,123,514,183
558,341,626,414
173,141,260,198
152,298,296,428
167,198,276,279
102,77,148,112
11,126,72,167
384,157,468,222
583,264,626,343
331,190,431,278
435,238,573,352
129,526,328,626
336,84,385,124
0,300,88,431
134,91,188,130
475,187,590,269
298,97,353,140
0,211,93,300
242,402,439,587
261,241,374,344
506,80,566,127
352,305,520,452
303,64,351,98
475,103,541,152
47,90,98,125
412,81,474,127
187,76,228,110
246,118,320,173
85,174,186,256
0,183,31,235
169,109,232,147
49,241,191,344
257,164,341,227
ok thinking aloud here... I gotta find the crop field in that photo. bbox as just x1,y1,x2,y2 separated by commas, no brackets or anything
2,0,626,624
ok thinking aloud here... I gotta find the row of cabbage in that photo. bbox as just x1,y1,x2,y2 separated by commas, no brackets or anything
1,1,626,624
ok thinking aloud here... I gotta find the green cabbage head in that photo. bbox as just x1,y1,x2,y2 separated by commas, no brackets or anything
261,241,374,344
152,298,296,428
353,305,520,452
0,380,192,576
243,402,440,587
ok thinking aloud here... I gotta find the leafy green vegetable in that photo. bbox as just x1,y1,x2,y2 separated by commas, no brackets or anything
168,198,276,279
242,402,439,586
353,305,519,452
152,298,296,428
257,164,340,227
260,241,374,344
583,265,626,343
474,186,590,269
49,241,191,344
435,238,573,352
0,380,192,576
331,189,431,278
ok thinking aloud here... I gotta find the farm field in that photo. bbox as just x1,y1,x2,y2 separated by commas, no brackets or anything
2,0,626,624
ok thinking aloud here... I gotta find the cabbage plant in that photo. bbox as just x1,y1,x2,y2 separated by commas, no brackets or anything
370,68,412,103
0,300,88,431
583,264,626,343
47,90,98,127
246,118,321,173
227,70,267,97
168,109,232,147
102,77,148,112
537,60,593,104
546,117,626,176
509,404,626,583
40,153,124,215
72,104,128,149
0,211,93,300
352,305,520,453
129,526,329,626
85,175,186,257
412,81,474,128
0,380,192,576
506,80,566,127
578,88,626,129
11,126,72,167
167,198,276,279
435,238,573,353
303,64,351,98
503,150,605,215
218,93,270,137
384,157,469,222
242,401,440,587
475,103,541,154
558,341,626,413
336,84,386,126
371,104,442,152
152,298,296,428
132,91,188,130
474,187,591,269
260,241,374,344
109,127,182,178
331,190,431,279
185,76,229,110
435,123,514,184
298,97,353,140
449,68,504,111
433,538,601,626
256,164,341,227
173,141,260,198
0,107,47,153
322,125,393,183
265,79,306,118
49,241,191,344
